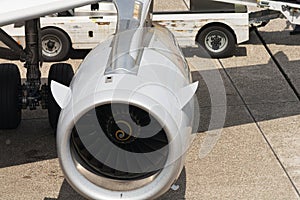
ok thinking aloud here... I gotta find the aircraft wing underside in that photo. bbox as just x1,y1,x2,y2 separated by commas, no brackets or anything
0,0,103,27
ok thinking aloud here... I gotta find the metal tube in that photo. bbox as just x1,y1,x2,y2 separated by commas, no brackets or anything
0,28,26,60
24,19,42,110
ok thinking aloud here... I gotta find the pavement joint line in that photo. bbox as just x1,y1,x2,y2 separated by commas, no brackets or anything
22,117,48,121
244,100,299,105
182,0,189,9
254,28,300,102
217,59,300,197
202,101,299,106
196,100,299,109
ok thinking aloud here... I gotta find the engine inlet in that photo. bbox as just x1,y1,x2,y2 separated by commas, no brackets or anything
71,103,169,181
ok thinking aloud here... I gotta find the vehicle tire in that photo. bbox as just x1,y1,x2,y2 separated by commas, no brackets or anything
48,63,74,129
196,26,236,58
0,64,21,129
41,28,71,62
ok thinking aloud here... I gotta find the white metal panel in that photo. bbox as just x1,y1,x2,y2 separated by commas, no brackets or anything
40,16,117,49
75,2,117,14
56,25,196,200
0,0,102,27
1,3,250,49
154,12,249,44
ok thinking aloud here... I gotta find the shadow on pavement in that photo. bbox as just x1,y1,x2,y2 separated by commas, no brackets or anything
250,30,300,46
191,51,300,132
0,51,299,166
0,45,299,199
0,114,57,169
182,46,247,58
158,168,187,200
43,168,187,200
68,49,90,60
44,180,86,200
0,48,91,61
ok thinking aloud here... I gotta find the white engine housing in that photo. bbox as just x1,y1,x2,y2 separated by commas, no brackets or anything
53,1,198,199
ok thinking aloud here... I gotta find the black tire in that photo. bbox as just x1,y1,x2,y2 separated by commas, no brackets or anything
196,25,236,58
0,64,21,129
48,63,74,129
41,28,71,62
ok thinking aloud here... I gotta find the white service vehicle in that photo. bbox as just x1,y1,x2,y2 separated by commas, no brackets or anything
215,0,300,28
2,0,250,60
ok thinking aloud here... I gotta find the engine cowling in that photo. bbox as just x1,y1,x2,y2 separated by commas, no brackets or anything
52,1,198,199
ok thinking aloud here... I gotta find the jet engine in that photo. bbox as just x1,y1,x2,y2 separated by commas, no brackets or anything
52,0,198,199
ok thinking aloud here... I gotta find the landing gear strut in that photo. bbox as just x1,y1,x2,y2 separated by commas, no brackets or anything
22,19,45,110
0,18,49,129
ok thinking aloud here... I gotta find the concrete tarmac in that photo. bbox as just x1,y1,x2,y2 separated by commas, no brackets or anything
0,2,300,200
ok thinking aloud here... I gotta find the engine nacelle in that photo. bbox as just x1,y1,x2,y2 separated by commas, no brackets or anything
52,0,198,199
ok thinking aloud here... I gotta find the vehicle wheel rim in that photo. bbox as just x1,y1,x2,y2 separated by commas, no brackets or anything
204,30,228,53
42,34,63,57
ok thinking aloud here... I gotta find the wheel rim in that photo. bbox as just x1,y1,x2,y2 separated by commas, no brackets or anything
204,30,228,53
42,34,63,57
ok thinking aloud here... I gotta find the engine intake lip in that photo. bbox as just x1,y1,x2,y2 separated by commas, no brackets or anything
70,103,169,189
71,145,160,191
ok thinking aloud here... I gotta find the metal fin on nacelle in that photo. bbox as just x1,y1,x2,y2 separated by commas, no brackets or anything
178,81,199,109
51,80,72,109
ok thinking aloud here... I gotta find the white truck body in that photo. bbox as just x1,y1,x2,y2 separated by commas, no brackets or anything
3,0,300,59
2,2,249,50
154,12,249,46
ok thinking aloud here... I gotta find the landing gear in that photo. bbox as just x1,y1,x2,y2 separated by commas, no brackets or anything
0,18,62,130
48,63,74,129
0,64,22,129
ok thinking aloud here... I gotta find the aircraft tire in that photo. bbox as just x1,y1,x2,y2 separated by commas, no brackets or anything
0,64,21,129
48,63,74,130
